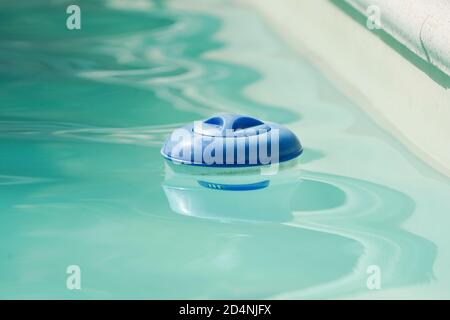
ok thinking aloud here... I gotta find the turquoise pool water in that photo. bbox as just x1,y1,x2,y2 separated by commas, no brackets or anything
1,0,450,299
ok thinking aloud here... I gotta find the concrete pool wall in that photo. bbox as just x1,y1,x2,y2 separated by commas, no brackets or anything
242,0,450,177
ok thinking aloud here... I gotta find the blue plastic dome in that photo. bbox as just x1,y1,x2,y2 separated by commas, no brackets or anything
161,114,302,167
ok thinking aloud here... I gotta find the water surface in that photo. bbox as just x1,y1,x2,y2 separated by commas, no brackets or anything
0,0,449,299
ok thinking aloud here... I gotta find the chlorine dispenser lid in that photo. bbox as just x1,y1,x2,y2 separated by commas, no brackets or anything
161,114,302,167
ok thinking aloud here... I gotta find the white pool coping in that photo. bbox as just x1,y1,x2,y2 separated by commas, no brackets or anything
242,0,450,177
346,0,450,77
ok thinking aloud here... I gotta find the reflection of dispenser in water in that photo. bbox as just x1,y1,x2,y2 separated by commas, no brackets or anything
162,162,301,222
161,114,303,222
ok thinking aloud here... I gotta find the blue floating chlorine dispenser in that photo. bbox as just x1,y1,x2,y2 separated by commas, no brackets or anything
161,114,303,222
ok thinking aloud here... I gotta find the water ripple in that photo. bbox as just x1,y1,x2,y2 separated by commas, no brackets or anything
272,170,436,299
0,120,179,146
